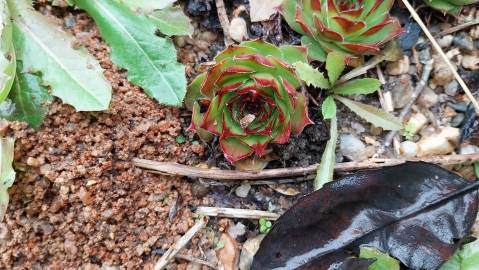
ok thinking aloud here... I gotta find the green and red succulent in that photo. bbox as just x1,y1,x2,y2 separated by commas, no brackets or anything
423,0,478,14
279,0,403,61
185,40,313,163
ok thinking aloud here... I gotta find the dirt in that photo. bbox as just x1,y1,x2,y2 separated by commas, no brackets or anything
0,9,211,269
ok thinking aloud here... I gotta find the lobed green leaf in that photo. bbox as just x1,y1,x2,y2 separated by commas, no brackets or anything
334,78,381,96
326,52,345,85
294,61,330,89
321,96,336,120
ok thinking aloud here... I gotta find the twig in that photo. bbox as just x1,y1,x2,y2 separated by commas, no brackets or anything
400,0,479,114
337,55,385,84
133,153,479,180
153,250,217,269
154,216,208,270
196,207,280,220
215,0,232,44
376,59,434,156
436,19,479,37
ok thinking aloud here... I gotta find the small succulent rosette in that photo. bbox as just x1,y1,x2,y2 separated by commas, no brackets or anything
280,0,404,61
423,0,478,14
185,40,313,163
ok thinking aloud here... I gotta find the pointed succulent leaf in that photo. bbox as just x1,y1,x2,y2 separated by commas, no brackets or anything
335,96,402,130
326,51,345,85
301,35,327,61
294,61,330,89
10,0,112,111
321,96,337,119
334,78,381,96
186,40,312,163
76,0,186,106
190,102,213,142
423,0,478,14
0,0,15,103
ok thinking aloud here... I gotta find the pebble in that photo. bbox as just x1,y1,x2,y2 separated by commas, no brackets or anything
386,55,410,75
400,141,418,158
418,87,439,108
462,54,479,70
444,80,459,96
239,234,265,270
227,222,247,240
389,75,414,109
459,145,479,155
433,55,456,86
192,182,210,198
230,17,248,42
27,157,41,167
339,134,367,161
351,122,366,134
235,182,251,198
437,35,454,48
417,127,460,157
453,33,474,50
406,113,428,134
451,113,465,127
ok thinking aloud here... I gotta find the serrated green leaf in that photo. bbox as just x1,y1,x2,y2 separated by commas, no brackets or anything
359,246,400,270
321,96,336,119
440,239,479,270
294,62,330,89
115,0,176,14
0,136,15,221
335,96,402,130
0,65,52,129
9,0,112,111
326,52,345,85
149,5,193,36
0,0,16,103
334,78,381,96
314,116,337,190
77,0,186,106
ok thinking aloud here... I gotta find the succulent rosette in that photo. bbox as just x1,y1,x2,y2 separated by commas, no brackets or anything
280,0,403,61
423,0,478,14
185,40,313,163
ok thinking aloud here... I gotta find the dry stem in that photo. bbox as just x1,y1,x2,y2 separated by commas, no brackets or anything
196,207,280,220
133,153,479,181
215,0,232,44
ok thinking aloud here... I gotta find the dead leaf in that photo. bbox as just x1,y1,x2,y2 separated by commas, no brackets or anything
268,184,300,196
217,233,239,270
249,0,283,22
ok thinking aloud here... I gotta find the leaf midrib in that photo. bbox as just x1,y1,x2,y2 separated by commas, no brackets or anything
94,0,180,104
14,19,103,107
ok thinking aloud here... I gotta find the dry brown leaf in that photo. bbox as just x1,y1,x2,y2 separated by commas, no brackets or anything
217,233,239,270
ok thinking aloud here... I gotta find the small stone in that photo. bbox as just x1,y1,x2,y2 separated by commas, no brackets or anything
339,134,367,161
388,75,414,109
462,54,479,71
418,87,439,108
451,113,465,127
235,182,251,198
459,144,479,155
444,80,459,96
229,17,248,42
78,187,93,205
453,33,474,50
64,239,78,255
437,35,454,48
39,164,52,175
400,141,418,158
227,222,247,240
406,113,428,134
417,127,460,157
432,54,457,86
351,122,365,134
192,182,210,198
239,234,265,270
27,157,41,167
386,55,410,75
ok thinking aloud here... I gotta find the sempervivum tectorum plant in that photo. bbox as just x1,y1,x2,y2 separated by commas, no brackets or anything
280,0,404,61
185,40,313,163
423,0,478,14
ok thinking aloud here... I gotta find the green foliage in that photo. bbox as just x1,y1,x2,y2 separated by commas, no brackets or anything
149,5,194,36
0,137,15,221
259,218,272,234
280,0,403,60
9,0,112,111
423,0,478,14
77,0,187,106
295,52,399,130
115,0,175,13
359,247,400,270
175,135,186,144
0,0,15,103
0,66,52,129
187,40,312,163
314,116,337,190
440,239,479,270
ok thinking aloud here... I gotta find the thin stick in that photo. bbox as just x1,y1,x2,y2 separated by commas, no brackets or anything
196,207,280,220
215,0,232,44
133,153,479,181
400,0,479,114
436,19,479,37
154,216,208,270
153,250,217,269
337,55,385,84
376,59,434,156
